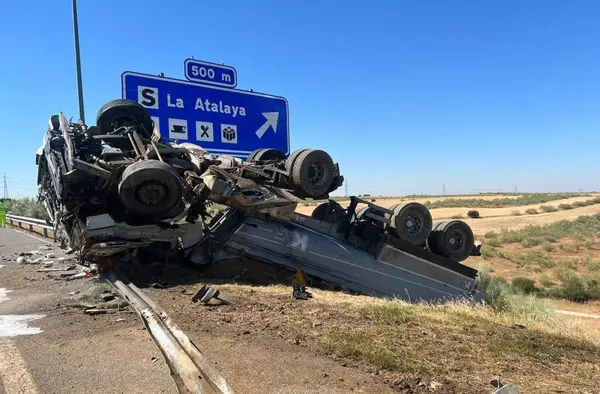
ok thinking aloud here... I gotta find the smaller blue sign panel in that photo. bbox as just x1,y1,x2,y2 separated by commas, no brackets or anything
184,59,237,88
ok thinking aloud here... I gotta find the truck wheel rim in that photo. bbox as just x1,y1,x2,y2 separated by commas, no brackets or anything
136,181,167,205
308,162,327,186
404,213,424,235
448,229,466,252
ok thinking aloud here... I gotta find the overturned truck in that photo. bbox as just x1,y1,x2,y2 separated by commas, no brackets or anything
36,99,484,303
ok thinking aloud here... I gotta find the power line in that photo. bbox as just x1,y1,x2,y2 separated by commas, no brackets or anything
3,173,8,199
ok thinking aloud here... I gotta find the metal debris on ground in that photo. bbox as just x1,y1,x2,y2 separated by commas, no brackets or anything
292,268,312,300
192,284,238,306
490,377,520,393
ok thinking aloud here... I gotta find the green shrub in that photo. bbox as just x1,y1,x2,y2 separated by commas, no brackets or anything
587,260,600,271
511,277,538,294
572,201,587,207
539,205,558,213
480,244,499,258
539,274,554,287
484,231,498,239
525,208,539,215
521,237,542,247
476,270,511,313
584,240,597,249
515,251,554,268
541,242,554,252
422,193,588,209
451,214,464,219
558,203,574,210
543,235,559,243
502,230,524,244
486,238,502,248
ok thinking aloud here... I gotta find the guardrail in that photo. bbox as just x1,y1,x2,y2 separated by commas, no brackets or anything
6,214,55,239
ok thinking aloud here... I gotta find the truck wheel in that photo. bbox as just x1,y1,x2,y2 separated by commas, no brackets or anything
427,220,474,261
290,149,335,198
96,99,154,138
247,149,263,162
252,148,286,162
312,202,346,223
389,202,432,245
118,160,186,221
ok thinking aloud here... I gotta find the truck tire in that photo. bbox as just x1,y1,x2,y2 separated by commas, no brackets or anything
252,148,286,162
96,99,154,138
247,149,263,162
389,202,432,245
118,160,186,221
312,202,346,223
427,220,474,261
290,149,335,198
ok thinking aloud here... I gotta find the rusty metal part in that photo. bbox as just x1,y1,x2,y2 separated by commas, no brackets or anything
105,270,234,394
151,139,164,162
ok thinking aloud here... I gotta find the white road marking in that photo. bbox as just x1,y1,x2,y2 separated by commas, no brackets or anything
0,340,38,393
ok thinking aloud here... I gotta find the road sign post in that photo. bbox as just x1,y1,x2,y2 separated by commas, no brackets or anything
121,72,289,160
184,59,238,88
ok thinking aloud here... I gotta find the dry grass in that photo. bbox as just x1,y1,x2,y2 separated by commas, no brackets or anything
214,282,600,393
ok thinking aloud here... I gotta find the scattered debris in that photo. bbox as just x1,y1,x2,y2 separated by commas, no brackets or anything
192,284,238,306
84,308,114,315
490,377,520,393
45,253,56,259
292,268,312,300
100,292,115,302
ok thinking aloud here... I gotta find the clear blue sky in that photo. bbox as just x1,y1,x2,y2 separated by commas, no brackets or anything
1,0,599,198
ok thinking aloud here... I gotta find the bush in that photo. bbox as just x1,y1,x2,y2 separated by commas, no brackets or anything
476,270,511,313
484,231,498,239
541,242,554,252
467,210,480,218
422,193,588,209
6,197,49,220
539,274,554,287
525,208,539,215
514,251,554,268
511,210,522,216
451,214,464,219
511,277,538,294
502,230,524,244
584,240,597,249
539,205,558,213
521,237,542,247
486,238,502,248
558,204,574,210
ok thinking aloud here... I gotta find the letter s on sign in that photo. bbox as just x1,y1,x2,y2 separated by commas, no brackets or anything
137,85,158,109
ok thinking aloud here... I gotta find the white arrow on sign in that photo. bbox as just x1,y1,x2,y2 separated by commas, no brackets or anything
255,112,279,139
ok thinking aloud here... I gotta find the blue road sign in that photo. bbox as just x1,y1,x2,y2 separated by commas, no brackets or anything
121,72,289,159
184,59,237,88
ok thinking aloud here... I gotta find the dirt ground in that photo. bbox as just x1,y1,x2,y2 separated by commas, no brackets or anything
295,195,600,237
142,262,600,394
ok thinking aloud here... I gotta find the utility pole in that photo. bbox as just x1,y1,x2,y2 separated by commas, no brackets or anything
514,185,517,194
3,173,8,199
442,181,446,196
72,0,85,123
345,179,348,197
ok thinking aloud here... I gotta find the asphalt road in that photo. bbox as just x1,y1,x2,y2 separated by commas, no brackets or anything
0,228,177,394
